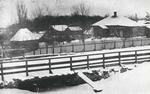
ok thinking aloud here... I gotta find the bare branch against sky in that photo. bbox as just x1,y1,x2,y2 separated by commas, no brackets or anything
16,0,27,24
71,3,90,16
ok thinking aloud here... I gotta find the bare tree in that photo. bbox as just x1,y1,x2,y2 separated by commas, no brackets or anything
16,0,27,24
71,3,91,51
32,5,43,18
31,3,52,19
104,13,110,18
71,3,90,16
45,4,52,16
145,12,150,21
128,13,139,22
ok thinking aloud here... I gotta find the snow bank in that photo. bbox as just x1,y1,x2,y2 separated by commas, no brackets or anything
98,62,150,94
0,89,36,94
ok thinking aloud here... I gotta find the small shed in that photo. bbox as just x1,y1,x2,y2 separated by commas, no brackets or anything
10,28,43,51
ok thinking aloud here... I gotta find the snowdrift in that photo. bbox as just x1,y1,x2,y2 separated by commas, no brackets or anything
100,62,150,94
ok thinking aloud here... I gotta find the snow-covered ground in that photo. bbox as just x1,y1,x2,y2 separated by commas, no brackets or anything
0,62,150,94
0,89,36,94
99,62,150,94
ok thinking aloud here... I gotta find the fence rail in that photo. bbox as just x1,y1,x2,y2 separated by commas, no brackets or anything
1,48,150,81
26,38,150,55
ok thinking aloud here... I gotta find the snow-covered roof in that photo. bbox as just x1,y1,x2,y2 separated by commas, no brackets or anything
138,20,150,24
10,28,43,41
52,25,68,31
138,20,146,24
137,20,150,29
93,14,143,27
145,21,150,24
67,26,82,31
97,24,108,29
146,25,150,29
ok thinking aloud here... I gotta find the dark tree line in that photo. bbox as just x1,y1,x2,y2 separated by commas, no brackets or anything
6,1,103,38
31,15,103,31
6,15,103,43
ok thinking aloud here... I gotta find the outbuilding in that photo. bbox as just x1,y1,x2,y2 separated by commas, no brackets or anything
10,28,43,51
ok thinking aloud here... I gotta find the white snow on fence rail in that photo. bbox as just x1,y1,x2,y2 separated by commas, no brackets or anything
1,45,150,82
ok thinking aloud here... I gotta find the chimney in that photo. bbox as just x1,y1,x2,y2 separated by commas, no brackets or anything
112,11,117,17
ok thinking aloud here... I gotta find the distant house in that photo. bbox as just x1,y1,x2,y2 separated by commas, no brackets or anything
41,25,71,43
65,26,83,40
92,12,144,38
50,25,69,42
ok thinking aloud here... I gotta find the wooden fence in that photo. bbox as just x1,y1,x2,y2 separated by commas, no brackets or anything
0,48,150,81
27,38,150,55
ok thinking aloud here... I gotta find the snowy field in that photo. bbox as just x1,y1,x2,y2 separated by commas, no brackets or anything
0,62,150,94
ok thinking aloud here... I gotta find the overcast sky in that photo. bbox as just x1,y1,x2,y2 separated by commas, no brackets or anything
0,0,150,27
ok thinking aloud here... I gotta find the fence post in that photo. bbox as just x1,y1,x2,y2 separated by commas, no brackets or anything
83,42,85,52
60,45,62,53
118,52,121,66
103,41,105,49
148,38,150,45
49,59,52,74
70,57,73,70
23,50,25,58
141,39,142,46
87,55,90,69
40,48,42,54
100,42,102,50
123,38,125,48
102,54,105,68
25,61,29,76
71,44,74,52
0,62,4,81
33,50,35,55
94,40,96,51
114,41,116,49
46,45,48,54
52,44,54,54
135,51,137,64
132,39,134,47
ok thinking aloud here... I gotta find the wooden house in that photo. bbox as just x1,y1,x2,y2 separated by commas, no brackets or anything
41,25,68,43
92,12,144,38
